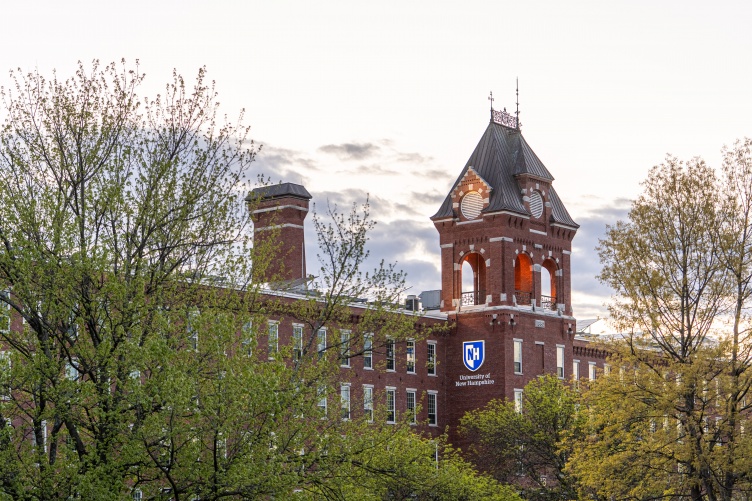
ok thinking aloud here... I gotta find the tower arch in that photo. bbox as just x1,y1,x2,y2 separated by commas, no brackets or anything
514,253,533,306
458,252,486,306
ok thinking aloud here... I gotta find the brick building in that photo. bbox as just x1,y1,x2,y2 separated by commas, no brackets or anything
249,107,608,444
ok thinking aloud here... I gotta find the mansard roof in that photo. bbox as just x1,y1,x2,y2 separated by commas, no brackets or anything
431,121,578,228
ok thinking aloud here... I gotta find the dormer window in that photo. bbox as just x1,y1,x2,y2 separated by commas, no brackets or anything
460,191,483,220
529,191,543,219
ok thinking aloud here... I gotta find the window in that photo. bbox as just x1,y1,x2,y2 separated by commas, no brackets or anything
268,321,279,359
317,328,327,359
317,386,327,418
132,489,143,501
242,320,253,356
406,390,416,424
556,345,565,379
386,388,396,423
406,340,415,374
0,289,10,334
292,324,303,361
340,330,351,367
34,420,47,452
187,310,199,350
341,385,351,420
363,385,374,422
513,339,522,374
427,341,436,376
363,334,373,370
427,391,437,426
386,339,395,371
573,360,580,382
589,362,597,381
66,358,80,381
604,364,611,376
0,351,10,400
514,389,523,413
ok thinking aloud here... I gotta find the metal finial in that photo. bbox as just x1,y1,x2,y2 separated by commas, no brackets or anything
515,78,520,130
488,91,494,120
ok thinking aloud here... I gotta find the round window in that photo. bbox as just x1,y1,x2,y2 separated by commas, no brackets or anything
529,191,543,219
461,191,483,220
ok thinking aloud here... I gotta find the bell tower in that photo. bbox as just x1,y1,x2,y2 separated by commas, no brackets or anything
433,104,580,443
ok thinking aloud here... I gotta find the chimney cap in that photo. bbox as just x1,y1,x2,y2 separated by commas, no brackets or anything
246,182,312,202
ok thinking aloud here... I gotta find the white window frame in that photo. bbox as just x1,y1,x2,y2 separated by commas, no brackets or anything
406,340,416,374
513,339,523,375
556,344,565,379
406,389,417,424
0,351,10,400
363,333,373,370
386,338,395,372
514,389,523,413
340,330,351,367
386,387,396,424
589,361,597,381
242,320,253,357
292,324,303,361
363,385,374,423
340,384,351,420
187,309,199,351
317,386,327,418
427,390,438,426
267,321,279,360
0,289,10,334
427,341,437,376
573,359,580,382
317,328,327,359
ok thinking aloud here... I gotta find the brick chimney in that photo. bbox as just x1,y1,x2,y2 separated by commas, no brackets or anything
247,183,312,284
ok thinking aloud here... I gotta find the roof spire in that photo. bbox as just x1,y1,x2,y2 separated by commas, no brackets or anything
488,91,494,120
515,78,520,131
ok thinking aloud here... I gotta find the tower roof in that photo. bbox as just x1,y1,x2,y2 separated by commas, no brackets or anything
431,121,578,228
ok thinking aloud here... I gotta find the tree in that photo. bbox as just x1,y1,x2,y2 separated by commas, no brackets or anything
567,152,752,500
0,61,450,499
459,375,583,501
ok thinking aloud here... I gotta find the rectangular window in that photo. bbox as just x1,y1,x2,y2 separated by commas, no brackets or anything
66,358,80,381
427,341,437,376
363,385,374,422
386,388,396,423
34,420,47,452
427,391,437,426
341,385,351,420
340,330,351,367
406,390,416,424
317,328,327,359
513,339,522,374
556,345,565,379
589,362,597,381
573,360,580,381
386,339,395,371
604,364,611,376
242,320,253,356
0,289,10,334
292,324,303,362
317,386,327,418
0,351,10,400
363,334,373,370
187,310,199,351
406,340,415,374
268,321,279,359
514,389,523,413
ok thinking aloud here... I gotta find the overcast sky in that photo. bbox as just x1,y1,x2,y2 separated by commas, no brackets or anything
2,1,751,320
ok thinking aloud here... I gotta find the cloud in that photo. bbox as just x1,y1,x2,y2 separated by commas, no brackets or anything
252,144,321,184
318,142,381,161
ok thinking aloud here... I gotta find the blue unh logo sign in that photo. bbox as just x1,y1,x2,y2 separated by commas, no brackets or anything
463,340,485,372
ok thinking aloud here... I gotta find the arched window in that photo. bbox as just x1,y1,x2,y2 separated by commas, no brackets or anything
459,253,486,306
514,253,533,306
541,259,558,310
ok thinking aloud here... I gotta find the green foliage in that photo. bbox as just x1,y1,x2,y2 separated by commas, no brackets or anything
460,375,583,501
568,147,752,500
0,61,460,499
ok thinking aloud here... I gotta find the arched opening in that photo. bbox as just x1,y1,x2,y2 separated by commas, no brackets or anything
459,253,486,306
541,259,558,310
514,253,533,305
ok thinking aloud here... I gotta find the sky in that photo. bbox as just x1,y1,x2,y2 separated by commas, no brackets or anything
1,1,751,320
